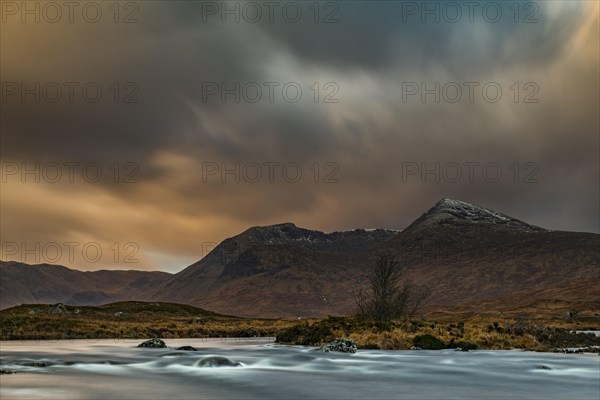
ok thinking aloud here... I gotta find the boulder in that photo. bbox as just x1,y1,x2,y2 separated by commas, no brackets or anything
196,356,241,368
453,341,478,351
317,338,357,353
565,310,579,319
114,312,124,317
554,348,584,354
176,346,198,351
22,362,47,367
0,369,16,375
137,338,167,348
45,303,68,314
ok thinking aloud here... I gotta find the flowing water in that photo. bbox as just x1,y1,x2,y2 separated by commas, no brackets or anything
1,339,598,399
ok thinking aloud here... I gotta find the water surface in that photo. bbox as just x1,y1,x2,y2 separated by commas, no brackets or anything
1,339,598,399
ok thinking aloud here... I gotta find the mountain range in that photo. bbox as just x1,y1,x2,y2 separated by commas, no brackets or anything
2,198,598,318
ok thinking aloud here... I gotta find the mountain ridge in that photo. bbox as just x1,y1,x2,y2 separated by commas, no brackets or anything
2,198,598,317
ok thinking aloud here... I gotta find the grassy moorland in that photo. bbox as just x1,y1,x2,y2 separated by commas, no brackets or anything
0,302,299,340
1,302,599,352
275,315,600,352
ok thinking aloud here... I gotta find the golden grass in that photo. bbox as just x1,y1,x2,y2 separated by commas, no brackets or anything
1,303,598,351
278,316,600,351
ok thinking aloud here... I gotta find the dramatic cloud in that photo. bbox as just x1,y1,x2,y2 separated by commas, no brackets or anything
1,1,598,271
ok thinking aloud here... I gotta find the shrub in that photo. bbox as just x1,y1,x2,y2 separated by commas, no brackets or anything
413,334,446,350
361,343,380,349
355,254,430,322
275,322,334,345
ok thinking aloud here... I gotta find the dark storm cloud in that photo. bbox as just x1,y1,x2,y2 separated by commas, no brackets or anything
1,1,587,164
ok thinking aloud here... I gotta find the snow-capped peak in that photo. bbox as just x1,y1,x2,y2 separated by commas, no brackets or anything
407,198,545,232
433,198,510,221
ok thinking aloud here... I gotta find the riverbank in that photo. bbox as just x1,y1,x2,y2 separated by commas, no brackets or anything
275,316,600,352
1,302,599,352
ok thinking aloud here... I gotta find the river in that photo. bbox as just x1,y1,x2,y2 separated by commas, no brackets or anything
1,339,598,399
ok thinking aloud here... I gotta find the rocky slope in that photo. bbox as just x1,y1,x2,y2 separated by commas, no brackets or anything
152,225,399,317
382,199,599,314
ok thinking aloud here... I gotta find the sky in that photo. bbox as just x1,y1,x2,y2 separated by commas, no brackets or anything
1,1,598,272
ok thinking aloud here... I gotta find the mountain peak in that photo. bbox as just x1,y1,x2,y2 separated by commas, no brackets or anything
431,198,501,216
268,222,297,229
234,222,324,247
405,198,544,233
244,222,305,236
436,197,463,206
245,222,298,231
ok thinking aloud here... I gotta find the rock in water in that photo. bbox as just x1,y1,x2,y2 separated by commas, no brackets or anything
454,341,478,351
196,356,241,367
0,369,16,375
137,338,167,348
176,346,198,351
22,362,47,367
318,339,357,353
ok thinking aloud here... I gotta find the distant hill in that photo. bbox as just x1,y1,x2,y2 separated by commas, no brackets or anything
0,300,230,319
2,198,598,318
0,301,245,340
0,262,171,309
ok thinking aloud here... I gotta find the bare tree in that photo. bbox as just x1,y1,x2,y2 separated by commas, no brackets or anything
355,254,430,322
